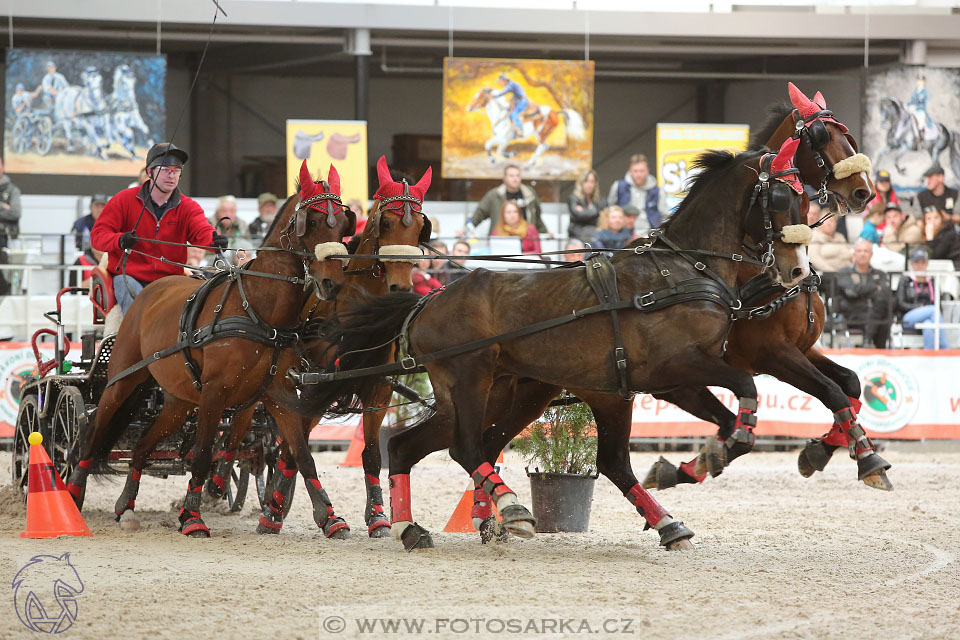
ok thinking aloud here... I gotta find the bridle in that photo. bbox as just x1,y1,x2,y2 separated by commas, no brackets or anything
277,183,347,285
744,151,806,270
791,107,853,206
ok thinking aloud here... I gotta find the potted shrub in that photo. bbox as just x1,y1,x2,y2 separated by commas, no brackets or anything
512,395,598,533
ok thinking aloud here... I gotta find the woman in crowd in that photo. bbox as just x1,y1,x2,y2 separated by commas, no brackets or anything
897,248,950,349
347,198,368,235
491,200,541,254
592,206,632,252
808,213,852,272
868,170,899,209
879,202,922,254
923,207,960,268
567,169,605,242
412,255,444,296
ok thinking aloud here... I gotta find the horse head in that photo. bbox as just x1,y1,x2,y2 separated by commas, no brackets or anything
467,88,493,112
765,83,874,214
80,67,106,109
362,155,432,293
284,161,356,300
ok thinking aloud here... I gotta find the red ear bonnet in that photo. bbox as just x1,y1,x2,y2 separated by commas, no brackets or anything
770,137,803,194
298,160,316,198
326,164,341,196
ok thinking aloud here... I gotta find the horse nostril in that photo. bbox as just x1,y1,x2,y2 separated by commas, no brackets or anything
791,267,805,281
853,188,871,204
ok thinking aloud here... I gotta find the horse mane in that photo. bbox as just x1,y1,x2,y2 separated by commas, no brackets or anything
658,149,748,235
748,103,793,151
345,234,363,254
259,193,298,248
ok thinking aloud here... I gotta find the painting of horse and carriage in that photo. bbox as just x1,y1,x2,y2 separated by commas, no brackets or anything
442,57,594,180
4,48,165,176
863,66,960,190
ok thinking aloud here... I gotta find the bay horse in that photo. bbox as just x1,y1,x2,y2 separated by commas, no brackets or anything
66,160,355,538
306,142,811,551
206,156,433,538
876,97,960,178
467,88,586,166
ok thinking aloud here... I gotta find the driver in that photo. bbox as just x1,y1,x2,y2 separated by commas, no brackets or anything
91,142,227,317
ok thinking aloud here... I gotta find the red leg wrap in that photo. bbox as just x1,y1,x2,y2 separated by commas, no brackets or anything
389,474,413,523
678,459,707,483
258,516,282,531
470,486,493,520
277,458,296,478
66,483,83,499
821,422,850,447
78,458,92,469
471,463,513,498
365,474,380,486
212,474,225,491
627,484,669,527
848,396,862,416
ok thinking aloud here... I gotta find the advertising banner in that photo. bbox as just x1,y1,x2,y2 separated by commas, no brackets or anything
5,48,166,177
286,120,368,205
442,57,594,180
656,123,750,212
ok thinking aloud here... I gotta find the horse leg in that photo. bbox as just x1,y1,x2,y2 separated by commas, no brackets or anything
801,349,892,490
116,394,195,531
256,442,298,535
176,393,227,538
642,386,737,490
204,406,256,501
579,391,694,550
361,384,392,537
66,371,150,509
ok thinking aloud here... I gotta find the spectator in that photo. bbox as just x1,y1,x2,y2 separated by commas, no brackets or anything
448,240,471,283
128,167,149,189
491,200,541,254
922,207,960,268
592,206,632,252
248,192,279,242
567,169,605,242
72,194,109,250
208,195,248,252
896,248,950,350
562,238,586,263
868,170,899,210
428,240,451,284
68,247,103,289
859,202,885,244
808,213,852,273
466,164,545,235
184,245,212,277
879,202,922,255
836,239,893,348
606,154,666,235
622,205,644,240
0,156,22,249
918,164,958,230
347,198,368,235
412,256,443,296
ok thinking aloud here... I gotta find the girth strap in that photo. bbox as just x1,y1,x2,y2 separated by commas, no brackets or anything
585,253,631,399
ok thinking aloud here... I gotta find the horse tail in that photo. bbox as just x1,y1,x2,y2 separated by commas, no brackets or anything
276,291,424,418
561,109,586,140
89,380,155,475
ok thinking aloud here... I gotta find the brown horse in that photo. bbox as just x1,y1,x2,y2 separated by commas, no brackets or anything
66,161,356,537
209,156,433,538
309,144,810,551
642,83,892,492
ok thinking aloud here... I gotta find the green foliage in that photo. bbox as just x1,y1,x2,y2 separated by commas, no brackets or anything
512,397,597,475
393,373,432,424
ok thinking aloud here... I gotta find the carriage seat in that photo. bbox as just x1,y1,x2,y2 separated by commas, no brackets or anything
88,253,122,335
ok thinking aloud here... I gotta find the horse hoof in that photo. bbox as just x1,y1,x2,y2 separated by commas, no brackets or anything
702,436,727,477
186,529,210,538
500,504,536,539
693,447,708,476
479,516,510,545
400,522,435,552
119,510,140,532
327,527,350,540
368,522,392,538
256,515,282,535
798,438,835,477
323,518,351,539
643,456,679,490
862,470,894,491
667,538,695,551
657,520,695,548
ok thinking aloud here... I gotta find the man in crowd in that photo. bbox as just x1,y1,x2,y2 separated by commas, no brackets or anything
836,239,893,348
208,195,248,253
808,211,851,273
72,194,108,250
607,154,666,235
248,192,278,242
91,142,225,316
466,164,545,235
879,202,922,255
562,238,586,263
0,157,22,296
918,164,958,230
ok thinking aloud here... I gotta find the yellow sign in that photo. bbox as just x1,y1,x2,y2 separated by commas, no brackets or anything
286,120,368,205
656,123,750,211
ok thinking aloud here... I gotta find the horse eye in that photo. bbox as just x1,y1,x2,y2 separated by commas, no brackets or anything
382,219,391,230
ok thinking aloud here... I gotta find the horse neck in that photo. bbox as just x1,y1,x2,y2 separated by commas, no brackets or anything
243,250,306,327
487,99,504,119
764,118,795,150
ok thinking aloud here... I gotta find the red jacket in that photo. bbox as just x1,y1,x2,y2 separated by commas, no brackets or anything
412,270,443,296
91,183,214,283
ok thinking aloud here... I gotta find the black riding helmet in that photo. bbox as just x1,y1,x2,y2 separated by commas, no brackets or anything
145,142,188,169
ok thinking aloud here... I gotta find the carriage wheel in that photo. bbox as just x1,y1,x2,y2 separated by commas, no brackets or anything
227,464,251,512
51,387,87,487
12,118,30,154
12,395,42,502
35,118,53,156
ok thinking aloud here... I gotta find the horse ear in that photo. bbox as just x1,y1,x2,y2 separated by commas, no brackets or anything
813,91,827,109
414,166,433,197
772,137,801,173
299,160,315,196
376,155,392,190
788,82,818,119
327,164,341,195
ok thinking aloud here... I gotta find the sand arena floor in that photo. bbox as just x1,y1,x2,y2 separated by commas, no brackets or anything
1,447,958,640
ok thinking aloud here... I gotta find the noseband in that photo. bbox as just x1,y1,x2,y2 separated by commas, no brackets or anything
791,108,871,206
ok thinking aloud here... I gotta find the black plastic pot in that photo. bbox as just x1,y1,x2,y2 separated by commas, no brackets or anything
526,469,598,533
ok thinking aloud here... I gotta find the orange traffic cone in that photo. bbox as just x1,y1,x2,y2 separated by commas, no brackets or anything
443,451,503,533
340,424,364,467
21,433,92,538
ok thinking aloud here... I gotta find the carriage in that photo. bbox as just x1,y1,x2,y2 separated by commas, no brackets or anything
10,266,283,513
11,109,54,156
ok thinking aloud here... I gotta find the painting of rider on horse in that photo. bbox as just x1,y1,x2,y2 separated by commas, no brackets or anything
442,57,592,180
3,48,164,176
